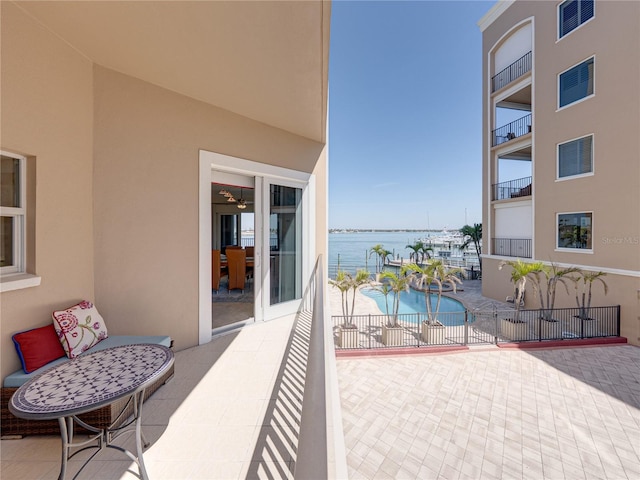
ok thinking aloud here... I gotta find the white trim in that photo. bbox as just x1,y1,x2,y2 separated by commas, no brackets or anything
0,150,27,276
0,273,41,293
557,55,595,111
199,150,314,343
478,1,516,32
556,211,593,251
555,172,594,183
556,0,596,42
485,17,535,258
483,255,640,278
554,247,593,254
556,133,594,180
494,199,531,209
199,156,213,345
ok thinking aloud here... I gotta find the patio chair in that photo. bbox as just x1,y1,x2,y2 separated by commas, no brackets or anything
226,247,246,292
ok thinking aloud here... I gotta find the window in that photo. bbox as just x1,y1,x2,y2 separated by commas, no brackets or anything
557,212,592,250
559,0,594,38
1,151,26,274
558,135,593,178
559,57,594,108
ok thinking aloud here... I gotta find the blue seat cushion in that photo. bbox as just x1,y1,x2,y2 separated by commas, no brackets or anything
3,335,171,388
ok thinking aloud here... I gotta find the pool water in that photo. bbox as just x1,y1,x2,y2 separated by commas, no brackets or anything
361,287,466,326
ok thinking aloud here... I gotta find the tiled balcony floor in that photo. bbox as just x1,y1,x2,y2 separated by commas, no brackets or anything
337,344,640,479
1,314,302,480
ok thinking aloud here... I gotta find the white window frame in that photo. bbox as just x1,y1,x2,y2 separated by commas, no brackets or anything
198,149,315,345
557,0,595,41
1,151,27,275
557,56,595,111
556,211,594,253
556,133,594,181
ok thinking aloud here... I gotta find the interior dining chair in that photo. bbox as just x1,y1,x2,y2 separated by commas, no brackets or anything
244,246,255,279
212,249,227,293
226,247,246,292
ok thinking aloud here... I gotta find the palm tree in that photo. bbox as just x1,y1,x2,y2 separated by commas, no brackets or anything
369,244,390,274
379,268,411,327
372,281,392,317
419,244,433,264
348,269,371,325
406,260,462,325
328,269,369,327
527,263,581,321
405,242,421,263
406,240,431,264
498,259,545,322
571,270,608,320
329,270,353,326
460,223,482,272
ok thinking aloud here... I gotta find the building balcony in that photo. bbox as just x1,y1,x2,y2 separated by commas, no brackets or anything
492,113,532,147
492,176,532,201
492,237,532,258
492,51,532,93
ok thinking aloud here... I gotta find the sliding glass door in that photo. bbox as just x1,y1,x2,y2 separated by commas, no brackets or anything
261,180,305,319
199,149,314,341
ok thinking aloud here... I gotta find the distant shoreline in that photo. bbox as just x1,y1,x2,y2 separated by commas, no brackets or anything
329,229,455,234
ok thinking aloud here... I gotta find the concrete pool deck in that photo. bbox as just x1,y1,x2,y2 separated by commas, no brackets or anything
328,279,513,319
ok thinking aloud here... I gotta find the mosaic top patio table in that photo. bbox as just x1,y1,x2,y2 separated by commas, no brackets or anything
9,343,174,480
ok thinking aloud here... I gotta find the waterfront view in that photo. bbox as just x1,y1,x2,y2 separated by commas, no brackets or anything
328,229,480,278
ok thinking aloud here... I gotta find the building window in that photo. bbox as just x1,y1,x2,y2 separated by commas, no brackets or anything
558,212,592,250
559,57,594,108
558,135,593,178
1,151,26,274
559,0,594,39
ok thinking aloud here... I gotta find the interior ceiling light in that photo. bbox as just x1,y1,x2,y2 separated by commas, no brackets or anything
227,196,236,202
218,189,229,196
237,188,247,209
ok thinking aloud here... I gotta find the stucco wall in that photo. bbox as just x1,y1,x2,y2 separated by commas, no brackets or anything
93,66,327,351
481,1,640,345
0,3,95,378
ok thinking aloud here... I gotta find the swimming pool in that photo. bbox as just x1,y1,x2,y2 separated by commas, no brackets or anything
361,287,466,326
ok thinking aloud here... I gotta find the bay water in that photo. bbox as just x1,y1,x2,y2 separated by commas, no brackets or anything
328,231,435,275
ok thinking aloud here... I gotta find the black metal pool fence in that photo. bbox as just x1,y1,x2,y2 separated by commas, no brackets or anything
332,305,620,350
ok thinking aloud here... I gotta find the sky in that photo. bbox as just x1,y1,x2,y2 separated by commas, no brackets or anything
328,0,496,230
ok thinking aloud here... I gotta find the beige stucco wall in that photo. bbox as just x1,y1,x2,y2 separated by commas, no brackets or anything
481,1,640,345
93,66,327,351
1,4,328,379
1,3,95,378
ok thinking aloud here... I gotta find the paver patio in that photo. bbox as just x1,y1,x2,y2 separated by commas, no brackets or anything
337,344,640,479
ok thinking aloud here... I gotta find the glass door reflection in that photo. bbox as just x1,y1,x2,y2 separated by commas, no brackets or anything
269,184,302,305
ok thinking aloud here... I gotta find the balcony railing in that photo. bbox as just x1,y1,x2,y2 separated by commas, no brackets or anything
295,255,348,479
492,51,532,92
492,176,532,200
333,305,620,350
492,113,532,147
492,238,532,258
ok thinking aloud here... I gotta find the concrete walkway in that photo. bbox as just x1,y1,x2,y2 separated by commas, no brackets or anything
1,314,303,479
337,344,640,479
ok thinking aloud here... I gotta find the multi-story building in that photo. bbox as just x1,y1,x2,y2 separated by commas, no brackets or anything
478,0,639,344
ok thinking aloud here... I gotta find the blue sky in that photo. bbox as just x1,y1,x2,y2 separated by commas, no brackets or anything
329,0,495,230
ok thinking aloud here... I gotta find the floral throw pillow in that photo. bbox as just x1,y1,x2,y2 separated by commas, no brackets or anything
52,301,108,359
